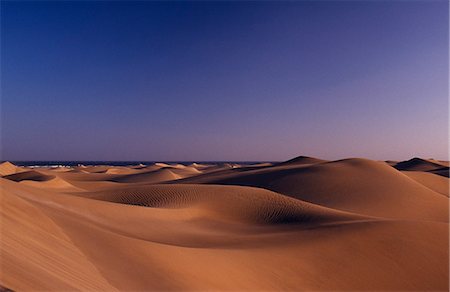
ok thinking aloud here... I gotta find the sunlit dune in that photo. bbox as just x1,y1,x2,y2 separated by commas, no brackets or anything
1,157,448,291
0,161,25,176
181,158,448,221
403,170,449,197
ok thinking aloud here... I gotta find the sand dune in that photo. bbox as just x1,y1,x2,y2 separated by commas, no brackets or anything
188,162,209,169
110,168,182,183
1,157,448,291
104,167,143,175
20,176,81,191
394,157,448,171
393,158,449,177
76,165,113,173
0,179,117,290
81,184,367,225
403,170,449,196
179,158,448,221
0,161,24,176
429,166,450,177
279,155,327,165
430,159,449,167
384,160,399,166
4,170,55,182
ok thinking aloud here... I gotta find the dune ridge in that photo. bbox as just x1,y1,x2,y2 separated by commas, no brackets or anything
394,157,449,177
279,155,327,165
4,170,55,182
0,161,24,177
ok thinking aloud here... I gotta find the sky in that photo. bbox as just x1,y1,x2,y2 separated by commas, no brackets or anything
1,0,448,161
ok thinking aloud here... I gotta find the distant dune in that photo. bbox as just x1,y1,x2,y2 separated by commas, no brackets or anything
393,158,449,178
110,168,182,183
394,157,449,173
1,157,448,290
279,155,327,165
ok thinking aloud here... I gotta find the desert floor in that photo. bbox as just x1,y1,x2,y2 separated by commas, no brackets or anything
1,156,448,290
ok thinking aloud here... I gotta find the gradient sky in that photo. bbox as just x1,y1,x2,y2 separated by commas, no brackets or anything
1,0,448,161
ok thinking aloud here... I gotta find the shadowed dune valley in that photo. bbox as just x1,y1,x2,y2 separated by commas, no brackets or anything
0,157,448,291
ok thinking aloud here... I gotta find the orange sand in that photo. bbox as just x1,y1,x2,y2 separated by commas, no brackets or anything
0,157,448,290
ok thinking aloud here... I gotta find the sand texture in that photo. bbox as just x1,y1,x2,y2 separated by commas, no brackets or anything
1,157,448,291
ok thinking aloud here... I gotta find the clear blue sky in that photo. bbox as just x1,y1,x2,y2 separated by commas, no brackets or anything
1,1,448,161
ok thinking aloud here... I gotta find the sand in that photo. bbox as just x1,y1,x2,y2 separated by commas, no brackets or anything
0,157,448,290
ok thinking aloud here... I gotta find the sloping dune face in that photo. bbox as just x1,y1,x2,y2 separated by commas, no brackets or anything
82,184,364,225
1,158,448,291
0,161,24,176
110,168,182,183
182,158,448,222
403,170,449,196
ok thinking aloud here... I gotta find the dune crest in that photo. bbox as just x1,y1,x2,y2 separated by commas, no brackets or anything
0,161,22,176
280,155,326,165
4,170,55,182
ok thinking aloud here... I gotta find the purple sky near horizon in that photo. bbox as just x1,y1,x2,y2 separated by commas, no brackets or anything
1,1,448,161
